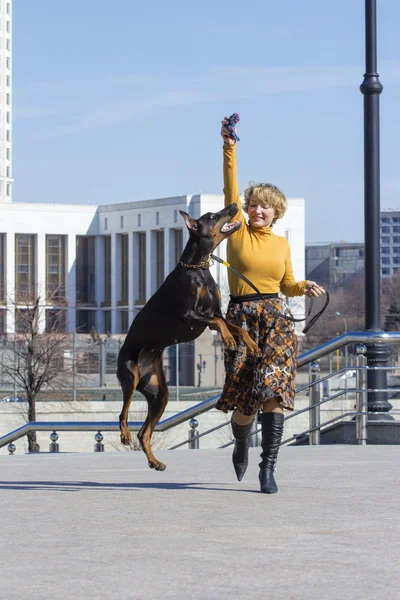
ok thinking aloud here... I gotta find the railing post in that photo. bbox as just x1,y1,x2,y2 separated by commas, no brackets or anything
99,340,105,388
94,432,104,452
49,431,59,453
356,344,368,445
188,418,199,449
309,361,321,445
8,443,16,455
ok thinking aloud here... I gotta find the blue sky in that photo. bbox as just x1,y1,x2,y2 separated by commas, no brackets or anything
12,0,400,243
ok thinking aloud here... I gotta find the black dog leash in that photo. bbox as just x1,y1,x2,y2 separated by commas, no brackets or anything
210,254,329,334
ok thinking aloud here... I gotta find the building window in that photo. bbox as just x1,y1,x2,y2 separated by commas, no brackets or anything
0,310,5,335
155,230,164,288
6,167,10,178
174,209,178,223
7,3,10,15
138,213,141,227
6,75,10,87
15,234,37,302
104,217,108,231
173,229,183,264
76,236,96,305
45,309,66,333
120,310,129,333
381,217,390,223
393,247,400,255
119,234,129,305
156,212,159,226
381,226,390,234
120,215,124,228
6,129,10,142
136,232,146,304
381,247,390,254
393,217,400,223
76,310,96,334
46,235,66,301
6,184,10,196
393,237,400,244
15,309,32,334
381,268,390,276
6,93,9,105
381,237,390,244
393,267,400,274
393,226,400,233
381,256,390,265
103,236,111,306
394,257,400,265
6,148,10,160
6,57,10,69
0,233,5,303
104,311,111,334
6,21,10,33
6,39,10,51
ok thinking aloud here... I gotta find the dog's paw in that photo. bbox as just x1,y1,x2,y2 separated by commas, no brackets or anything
224,335,237,351
248,341,261,356
149,460,166,471
120,431,132,445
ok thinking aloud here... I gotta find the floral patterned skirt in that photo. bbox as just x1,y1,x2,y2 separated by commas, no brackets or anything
216,298,298,416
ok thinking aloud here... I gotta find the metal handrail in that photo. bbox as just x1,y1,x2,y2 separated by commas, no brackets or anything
298,330,400,367
0,394,221,449
2,330,400,450
282,409,400,446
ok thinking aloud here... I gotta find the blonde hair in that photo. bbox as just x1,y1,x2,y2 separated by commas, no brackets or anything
243,183,287,225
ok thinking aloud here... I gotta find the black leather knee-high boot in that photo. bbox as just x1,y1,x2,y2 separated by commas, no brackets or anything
259,412,284,494
231,417,254,482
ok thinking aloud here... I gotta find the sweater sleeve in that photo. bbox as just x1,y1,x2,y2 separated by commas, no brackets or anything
223,143,245,224
280,241,307,297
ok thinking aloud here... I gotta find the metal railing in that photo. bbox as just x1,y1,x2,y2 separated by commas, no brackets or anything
2,330,400,454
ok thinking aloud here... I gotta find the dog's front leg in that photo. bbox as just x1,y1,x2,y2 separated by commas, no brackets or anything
226,322,261,356
183,311,237,350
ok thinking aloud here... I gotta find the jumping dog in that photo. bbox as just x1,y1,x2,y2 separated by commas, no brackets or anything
117,203,260,471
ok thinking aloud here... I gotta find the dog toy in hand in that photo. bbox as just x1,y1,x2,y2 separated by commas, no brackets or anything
226,113,240,142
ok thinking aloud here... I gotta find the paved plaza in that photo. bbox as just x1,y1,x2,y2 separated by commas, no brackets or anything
1,446,399,599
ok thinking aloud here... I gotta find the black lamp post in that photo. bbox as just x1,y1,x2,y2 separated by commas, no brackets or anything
360,0,393,419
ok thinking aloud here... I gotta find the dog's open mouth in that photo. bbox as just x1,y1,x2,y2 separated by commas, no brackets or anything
220,220,241,234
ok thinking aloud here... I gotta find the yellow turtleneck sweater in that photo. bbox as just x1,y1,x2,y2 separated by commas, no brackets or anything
224,143,306,298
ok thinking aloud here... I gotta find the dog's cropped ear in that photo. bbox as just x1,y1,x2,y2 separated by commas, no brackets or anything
179,210,199,231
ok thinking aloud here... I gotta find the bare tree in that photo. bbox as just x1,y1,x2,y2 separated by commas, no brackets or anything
1,293,73,452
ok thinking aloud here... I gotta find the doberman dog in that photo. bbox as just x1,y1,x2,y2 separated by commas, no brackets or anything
117,202,260,471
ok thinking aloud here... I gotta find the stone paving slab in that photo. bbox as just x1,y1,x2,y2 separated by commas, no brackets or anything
1,446,399,600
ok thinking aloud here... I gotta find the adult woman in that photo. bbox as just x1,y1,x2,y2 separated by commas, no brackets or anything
215,117,325,494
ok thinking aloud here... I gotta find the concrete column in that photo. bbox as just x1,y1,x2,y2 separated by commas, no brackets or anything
5,230,15,334
164,228,170,279
67,234,76,332
110,234,117,332
95,236,103,332
146,231,151,302
128,232,135,322
36,233,46,333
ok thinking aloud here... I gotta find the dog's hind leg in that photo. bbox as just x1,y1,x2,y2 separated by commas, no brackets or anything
137,355,169,471
117,360,139,445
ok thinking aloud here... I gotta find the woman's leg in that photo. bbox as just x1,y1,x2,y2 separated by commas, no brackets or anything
258,397,285,494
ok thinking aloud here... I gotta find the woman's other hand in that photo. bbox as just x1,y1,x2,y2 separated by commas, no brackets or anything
221,117,236,145
305,281,325,298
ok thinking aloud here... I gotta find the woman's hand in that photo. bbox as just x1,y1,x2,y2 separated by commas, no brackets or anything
221,117,236,145
304,281,325,298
